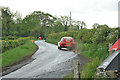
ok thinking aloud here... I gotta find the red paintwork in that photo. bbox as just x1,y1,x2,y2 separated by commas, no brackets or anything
109,38,120,51
60,38,76,48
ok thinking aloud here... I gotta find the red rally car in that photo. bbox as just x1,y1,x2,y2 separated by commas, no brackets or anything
58,37,76,50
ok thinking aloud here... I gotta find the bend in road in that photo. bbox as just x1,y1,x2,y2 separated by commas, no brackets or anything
2,40,81,78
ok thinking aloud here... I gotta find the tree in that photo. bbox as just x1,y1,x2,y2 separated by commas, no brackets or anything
1,7,88,38
53,21,64,33
81,21,86,29
58,16,70,31
74,21,81,30
2,7,14,36
13,11,22,24
32,11,57,38
97,24,109,28
92,23,99,29
19,14,40,37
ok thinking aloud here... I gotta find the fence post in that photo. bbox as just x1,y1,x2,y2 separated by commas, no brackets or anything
109,43,113,55
74,59,80,79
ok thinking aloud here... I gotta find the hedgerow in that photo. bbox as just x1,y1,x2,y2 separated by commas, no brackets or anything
1,37,35,52
47,28,118,45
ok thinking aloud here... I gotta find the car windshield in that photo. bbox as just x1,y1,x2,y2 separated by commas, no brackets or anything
61,37,73,41
65,38,72,41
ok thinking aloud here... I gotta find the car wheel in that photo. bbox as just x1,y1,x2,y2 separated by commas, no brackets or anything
58,46,61,50
58,47,60,49
59,46,62,50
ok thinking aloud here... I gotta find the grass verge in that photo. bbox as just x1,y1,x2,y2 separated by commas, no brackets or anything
45,38,59,45
0,39,37,68
78,43,109,78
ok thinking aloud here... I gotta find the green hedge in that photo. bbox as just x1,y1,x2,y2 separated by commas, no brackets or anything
2,36,18,40
46,28,118,44
1,37,35,52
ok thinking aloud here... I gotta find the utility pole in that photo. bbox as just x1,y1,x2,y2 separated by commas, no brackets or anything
70,11,71,30
0,8,2,40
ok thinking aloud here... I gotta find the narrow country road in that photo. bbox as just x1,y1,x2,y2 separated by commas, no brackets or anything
1,40,84,78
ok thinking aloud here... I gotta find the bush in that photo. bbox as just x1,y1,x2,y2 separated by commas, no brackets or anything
46,28,118,44
2,37,35,52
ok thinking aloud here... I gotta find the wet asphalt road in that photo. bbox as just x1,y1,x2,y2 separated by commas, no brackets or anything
1,40,81,78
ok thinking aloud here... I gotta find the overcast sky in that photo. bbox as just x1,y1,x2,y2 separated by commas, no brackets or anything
0,0,119,28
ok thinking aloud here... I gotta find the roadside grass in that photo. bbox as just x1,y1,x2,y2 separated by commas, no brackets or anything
0,40,37,68
79,43,109,60
46,38,59,45
79,43,109,78
80,57,102,78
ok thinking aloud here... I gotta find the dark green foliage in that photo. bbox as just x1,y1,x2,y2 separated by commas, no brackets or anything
79,43,109,60
1,37,33,52
46,28,118,45
2,7,65,38
2,7,14,36
19,14,40,37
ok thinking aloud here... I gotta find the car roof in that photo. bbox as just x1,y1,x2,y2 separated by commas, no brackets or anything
61,37,73,39
97,50,120,71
